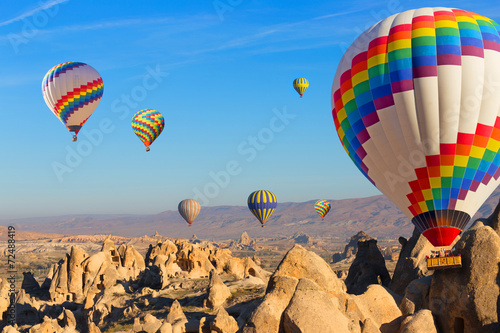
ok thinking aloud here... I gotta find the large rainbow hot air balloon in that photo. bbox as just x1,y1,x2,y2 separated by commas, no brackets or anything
293,78,309,97
247,190,277,227
331,8,500,247
314,200,331,220
178,199,201,227
42,62,104,141
131,109,165,151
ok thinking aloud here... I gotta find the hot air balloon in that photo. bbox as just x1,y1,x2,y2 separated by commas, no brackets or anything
42,62,104,141
293,78,309,97
331,8,500,248
178,199,200,227
247,190,277,227
314,200,331,220
131,109,165,151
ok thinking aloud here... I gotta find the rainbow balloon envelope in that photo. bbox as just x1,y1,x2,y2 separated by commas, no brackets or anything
42,62,103,141
314,200,331,220
331,8,500,247
131,109,164,151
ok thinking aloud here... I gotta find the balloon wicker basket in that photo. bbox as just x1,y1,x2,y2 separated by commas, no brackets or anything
426,249,462,270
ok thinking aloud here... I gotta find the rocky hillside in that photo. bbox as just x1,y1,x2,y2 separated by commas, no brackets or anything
4,187,500,241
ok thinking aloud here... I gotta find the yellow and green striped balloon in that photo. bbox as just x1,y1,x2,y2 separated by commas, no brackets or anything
293,78,309,97
247,190,277,227
131,109,164,152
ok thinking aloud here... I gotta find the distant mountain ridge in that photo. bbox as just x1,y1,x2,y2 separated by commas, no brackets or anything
3,188,500,241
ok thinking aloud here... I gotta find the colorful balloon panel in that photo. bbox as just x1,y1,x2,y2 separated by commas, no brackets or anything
331,8,500,247
314,200,331,220
42,62,103,136
247,190,277,225
293,78,309,97
131,109,165,150
178,199,201,225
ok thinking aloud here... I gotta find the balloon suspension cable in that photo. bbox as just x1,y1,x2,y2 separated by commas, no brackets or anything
146,147,150,152
72,135,77,142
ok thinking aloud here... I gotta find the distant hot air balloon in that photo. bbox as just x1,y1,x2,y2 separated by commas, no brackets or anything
178,199,200,227
331,8,500,247
314,200,331,220
131,109,165,151
247,190,277,227
42,62,104,141
293,78,309,97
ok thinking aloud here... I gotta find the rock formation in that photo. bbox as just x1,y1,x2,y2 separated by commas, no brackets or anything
0,279,10,322
20,273,41,297
351,285,402,333
344,239,391,295
332,231,373,263
48,240,144,304
238,231,253,247
138,240,270,295
14,290,40,325
292,232,313,245
429,220,500,332
389,228,434,295
205,270,231,309
0,235,280,332
399,276,432,317
399,309,437,333
242,244,405,333
282,278,350,333
210,307,239,333
166,299,188,331
243,245,348,332
229,231,256,250
1,326,20,333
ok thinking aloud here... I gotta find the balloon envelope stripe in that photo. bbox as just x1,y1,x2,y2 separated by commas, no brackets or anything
42,62,85,88
55,79,104,125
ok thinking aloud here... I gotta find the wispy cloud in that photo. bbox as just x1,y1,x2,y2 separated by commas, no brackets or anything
250,40,344,55
45,17,172,32
311,9,373,21
182,9,368,56
0,14,216,41
0,0,69,27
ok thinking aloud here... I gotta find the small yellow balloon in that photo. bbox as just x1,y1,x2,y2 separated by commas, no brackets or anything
293,78,309,97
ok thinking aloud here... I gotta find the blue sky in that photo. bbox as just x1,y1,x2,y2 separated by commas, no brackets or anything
1,0,499,219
